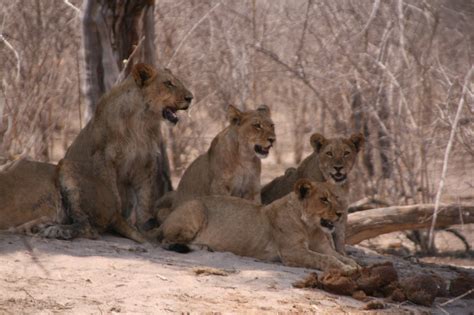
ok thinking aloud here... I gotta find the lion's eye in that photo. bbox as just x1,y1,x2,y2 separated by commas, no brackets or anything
164,80,175,88
253,123,262,129
344,151,351,157
326,151,333,157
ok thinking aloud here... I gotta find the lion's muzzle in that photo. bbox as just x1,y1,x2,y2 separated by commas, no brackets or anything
330,166,347,183
254,144,272,158
320,218,335,232
162,107,179,124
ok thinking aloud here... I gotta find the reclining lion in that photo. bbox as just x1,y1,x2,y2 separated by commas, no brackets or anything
36,63,193,243
0,159,59,233
157,179,359,274
261,133,364,254
155,104,275,222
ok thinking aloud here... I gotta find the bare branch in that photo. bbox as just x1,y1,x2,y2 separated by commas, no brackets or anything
397,0,410,66
357,0,380,35
428,66,474,248
166,1,222,68
0,34,21,80
62,0,81,15
115,36,146,84
439,289,474,306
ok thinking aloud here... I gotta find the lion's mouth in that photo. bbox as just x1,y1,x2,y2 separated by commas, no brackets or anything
320,218,335,231
254,144,272,158
162,107,179,124
330,172,347,183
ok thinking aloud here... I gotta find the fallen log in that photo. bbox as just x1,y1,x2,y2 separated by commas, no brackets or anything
348,197,390,213
346,203,474,245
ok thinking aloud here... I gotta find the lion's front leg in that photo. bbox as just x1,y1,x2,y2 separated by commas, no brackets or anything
279,244,357,275
333,210,347,254
131,162,158,232
311,227,359,269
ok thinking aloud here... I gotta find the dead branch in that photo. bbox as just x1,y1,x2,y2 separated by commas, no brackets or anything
346,203,474,245
62,0,81,15
115,36,146,84
166,1,222,68
428,66,474,248
439,289,474,306
0,34,21,80
348,197,390,213
445,228,471,251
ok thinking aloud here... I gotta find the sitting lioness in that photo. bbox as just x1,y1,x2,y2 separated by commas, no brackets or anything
157,179,359,274
261,133,364,254
155,104,275,222
38,63,193,242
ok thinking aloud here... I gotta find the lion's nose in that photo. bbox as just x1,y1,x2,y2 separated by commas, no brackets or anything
336,212,342,219
334,166,343,172
268,137,276,145
184,95,193,103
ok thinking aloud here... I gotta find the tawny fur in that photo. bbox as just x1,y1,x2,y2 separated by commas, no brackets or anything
157,179,359,274
156,104,275,222
261,133,364,254
0,160,60,233
39,63,193,243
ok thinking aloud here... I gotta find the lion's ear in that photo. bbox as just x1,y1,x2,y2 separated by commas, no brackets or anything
294,178,314,200
132,63,157,87
310,133,328,153
227,104,243,125
256,104,271,116
349,133,364,152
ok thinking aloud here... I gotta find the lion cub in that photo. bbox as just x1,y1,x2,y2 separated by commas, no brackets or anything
157,179,359,274
156,104,275,221
38,63,193,243
261,133,364,254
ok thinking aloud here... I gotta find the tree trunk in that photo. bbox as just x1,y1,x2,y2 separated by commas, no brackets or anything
81,0,172,197
346,204,474,245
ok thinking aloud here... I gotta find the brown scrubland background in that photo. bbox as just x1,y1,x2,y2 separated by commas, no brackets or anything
0,0,473,253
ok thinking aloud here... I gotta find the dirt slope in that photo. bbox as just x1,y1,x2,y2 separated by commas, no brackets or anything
0,234,472,314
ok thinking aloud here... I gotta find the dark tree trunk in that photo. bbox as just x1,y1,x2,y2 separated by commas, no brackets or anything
81,0,172,198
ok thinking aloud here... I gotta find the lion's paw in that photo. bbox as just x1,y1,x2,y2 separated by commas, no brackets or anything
39,225,75,240
340,264,359,276
340,256,360,269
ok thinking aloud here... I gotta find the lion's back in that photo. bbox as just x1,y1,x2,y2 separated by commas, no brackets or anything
0,160,60,229
194,196,273,258
173,153,212,206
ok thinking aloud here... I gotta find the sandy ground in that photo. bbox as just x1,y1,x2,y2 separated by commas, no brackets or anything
0,233,473,314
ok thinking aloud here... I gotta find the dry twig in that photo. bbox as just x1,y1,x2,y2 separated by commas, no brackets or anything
428,66,474,249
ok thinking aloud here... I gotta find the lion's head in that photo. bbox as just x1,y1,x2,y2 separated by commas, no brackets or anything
227,104,276,159
310,133,364,185
294,179,344,233
132,63,193,124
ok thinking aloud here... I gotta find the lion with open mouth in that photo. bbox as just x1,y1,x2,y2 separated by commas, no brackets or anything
35,63,193,242
155,104,276,223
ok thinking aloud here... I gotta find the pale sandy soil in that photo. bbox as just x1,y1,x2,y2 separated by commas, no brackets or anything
1,233,473,314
